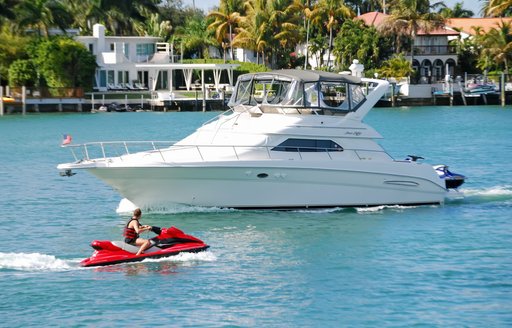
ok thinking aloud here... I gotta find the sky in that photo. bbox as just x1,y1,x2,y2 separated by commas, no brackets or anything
183,0,484,17
182,0,219,12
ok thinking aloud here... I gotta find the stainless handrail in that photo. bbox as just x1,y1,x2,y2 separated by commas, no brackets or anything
62,140,391,162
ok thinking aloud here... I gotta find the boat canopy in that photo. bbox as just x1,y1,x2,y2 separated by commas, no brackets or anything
228,70,367,113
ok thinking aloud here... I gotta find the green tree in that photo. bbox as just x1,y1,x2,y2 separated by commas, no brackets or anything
233,0,271,65
379,0,445,67
175,14,216,59
475,21,512,73
454,36,480,73
291,0,314,68
484,0,512,17
8,59,36,86
308,33,328,68
268,0,301,67
0,0,21,23
15,0,72,37
439,2,474,18
0,27,30,85
33,37,96,88
333,19,390,70
64,0,159,35
207,0,243,61
310,0,354,68
377,53,414,80
134,12,173,39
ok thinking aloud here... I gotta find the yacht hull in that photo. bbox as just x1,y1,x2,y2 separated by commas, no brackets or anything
86,161,446,209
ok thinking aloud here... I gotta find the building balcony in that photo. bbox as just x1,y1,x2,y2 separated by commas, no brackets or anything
406,45,457,56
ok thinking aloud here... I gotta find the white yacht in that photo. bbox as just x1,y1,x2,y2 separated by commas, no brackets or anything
58,70,464,209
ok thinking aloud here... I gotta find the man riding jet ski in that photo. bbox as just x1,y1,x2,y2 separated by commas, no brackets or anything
80,226,209,267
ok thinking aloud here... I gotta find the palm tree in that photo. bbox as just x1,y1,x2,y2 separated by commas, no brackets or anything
484,0,512,17
333,19,383,69
207,0,243,61
308,34,328,68
439,2,474,18
175,15,216,59
310,0,354,68
0,0,21,23
379,0,445,69
233,0,271,65
65,0,159,35
268,0,300,66
291,0,314,68
16,0,72,37
134,12,173,39
476,21,512,73
378,53,414,80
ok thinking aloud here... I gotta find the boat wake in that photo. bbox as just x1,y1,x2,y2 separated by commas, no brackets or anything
116,198,236,214
142,251,217,264
0,252,80,272
0,251,216,272
113,186,512,215
355,204,421,213
459,185,512,203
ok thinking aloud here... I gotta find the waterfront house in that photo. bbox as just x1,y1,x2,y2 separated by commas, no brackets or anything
357,12,459,84
75,24,172,91
75,24,238,94
357,13,512,84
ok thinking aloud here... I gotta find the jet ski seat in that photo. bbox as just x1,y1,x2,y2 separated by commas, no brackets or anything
112,241,140,253
111,241,161,254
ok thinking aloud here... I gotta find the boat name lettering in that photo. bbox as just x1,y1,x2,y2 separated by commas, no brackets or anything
345,131,362,136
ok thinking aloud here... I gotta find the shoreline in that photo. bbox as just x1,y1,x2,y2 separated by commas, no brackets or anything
2,90,511,115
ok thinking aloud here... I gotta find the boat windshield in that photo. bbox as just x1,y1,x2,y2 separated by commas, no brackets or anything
230,74,366,113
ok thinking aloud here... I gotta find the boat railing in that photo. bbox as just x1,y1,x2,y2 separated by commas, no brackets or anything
62,141,391,163
62,141,177,162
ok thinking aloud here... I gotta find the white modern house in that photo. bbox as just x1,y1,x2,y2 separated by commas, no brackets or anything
75,24,238,93
76,24,169,91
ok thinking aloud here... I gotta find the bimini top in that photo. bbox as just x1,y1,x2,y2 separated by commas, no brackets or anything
237,69,362,84
228,69,367,113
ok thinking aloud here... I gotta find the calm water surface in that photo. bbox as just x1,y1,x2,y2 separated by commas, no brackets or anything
0,106,511,327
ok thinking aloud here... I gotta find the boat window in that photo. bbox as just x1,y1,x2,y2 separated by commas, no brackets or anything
233,79,253,105
255,79,292,105
349,84,366,109
320,82,348,108
285,80,303,105
272,138,344,152
304,83,319,107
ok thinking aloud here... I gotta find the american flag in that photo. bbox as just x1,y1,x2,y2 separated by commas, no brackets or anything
62,134,72,145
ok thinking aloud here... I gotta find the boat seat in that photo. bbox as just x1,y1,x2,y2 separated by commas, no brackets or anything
111,241,160,254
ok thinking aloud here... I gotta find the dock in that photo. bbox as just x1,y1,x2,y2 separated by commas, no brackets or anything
1,86,230,115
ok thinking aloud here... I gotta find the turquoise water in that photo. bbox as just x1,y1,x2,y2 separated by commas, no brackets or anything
1,106,511,326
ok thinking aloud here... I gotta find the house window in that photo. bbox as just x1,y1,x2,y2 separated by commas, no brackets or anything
123,43,129,58
110,43,115,51
107,70,115,84
88,43,93,53
116,71,128,84
272,138,343,152
99,70,107,88
136,43,155,56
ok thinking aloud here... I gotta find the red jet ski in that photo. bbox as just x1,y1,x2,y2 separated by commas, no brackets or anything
81,226,209,267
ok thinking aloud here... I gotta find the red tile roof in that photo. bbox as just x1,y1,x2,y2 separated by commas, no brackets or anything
447,18,512,35
356,12,388,27
356,12,458,36
356,14,512,37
